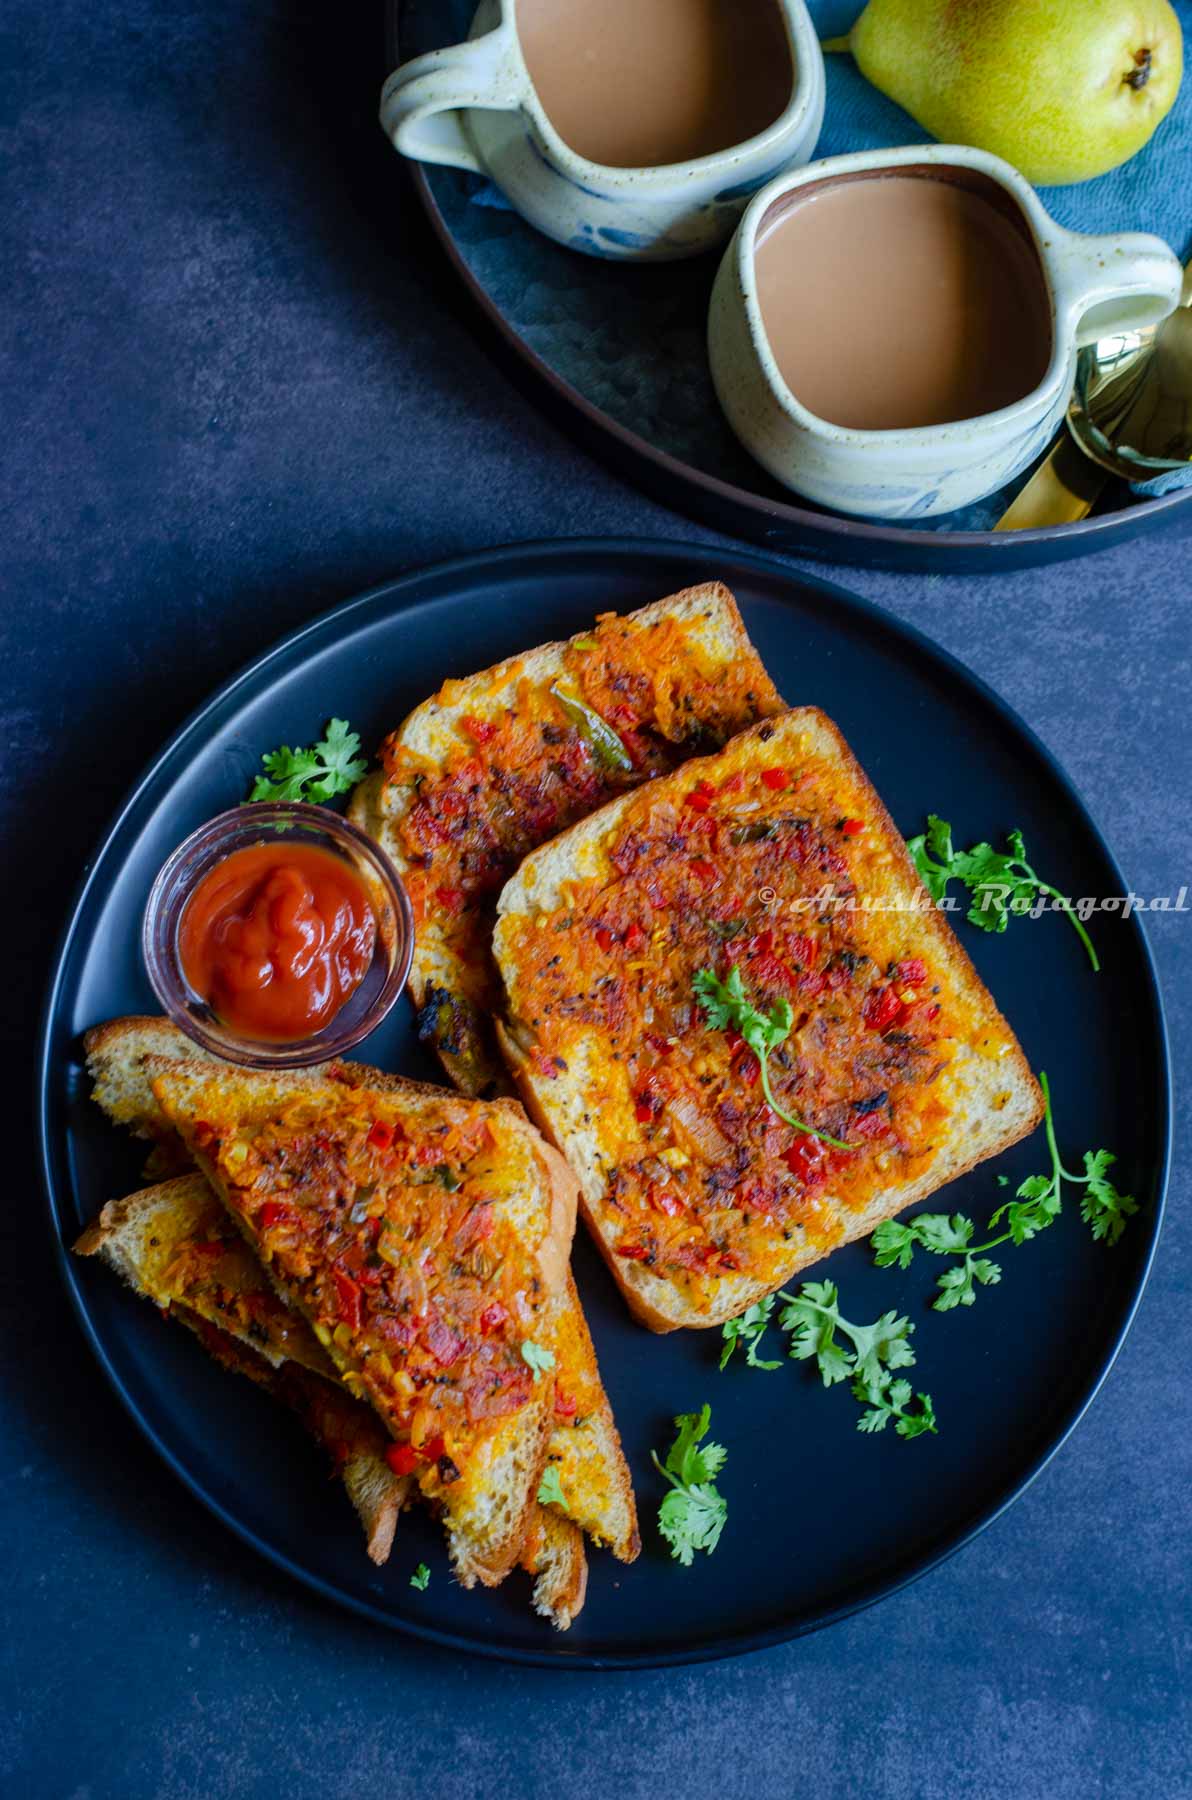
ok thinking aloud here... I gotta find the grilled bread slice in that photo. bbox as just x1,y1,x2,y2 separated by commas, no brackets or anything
494,707,1044,1331
84,1016,639,1567
74,1176,592,1624
146,1059,578,1589
547,1271,639,1562
85,1015,222,1177
520,1504,588,1630
74,1176,408,1565
348,583,783,1097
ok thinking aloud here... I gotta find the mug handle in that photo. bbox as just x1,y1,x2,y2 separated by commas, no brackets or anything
1054,228,1184,348
379,33,527,175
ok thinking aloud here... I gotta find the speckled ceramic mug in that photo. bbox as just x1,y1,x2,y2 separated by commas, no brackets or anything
379,0,825,262
708,144,1184,519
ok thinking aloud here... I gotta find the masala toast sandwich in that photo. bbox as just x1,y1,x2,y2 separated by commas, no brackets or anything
75,1175,409,1566
493,707,1043,1331
84,1017,640,1570
146,1059,577,1588
73,1173,592,1623
348,584,783,1098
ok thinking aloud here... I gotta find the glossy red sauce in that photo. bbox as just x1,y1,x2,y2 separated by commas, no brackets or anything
178,843,376,1040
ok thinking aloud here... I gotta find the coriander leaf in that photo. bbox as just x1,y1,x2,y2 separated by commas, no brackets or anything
652,1406,728,1564
990,1172,1063,1246
409,1562,430,1591
852,1370,937,1437
693,965,851,1150
249,717,368,806
537,1464,569,1511
1079,1149,1139,1245
906,814,956,904
779,1281,853,1386
870,1219,919,1271
691,964,748,1034
656,1483,727,1566
719,1296,782,1371
845,1310,917,1393
956,841,1038,936
933,1263,976,1311
663,1405,728,1486
520,1339,556,1377
872,1212,974,1269
909,1212,975,1256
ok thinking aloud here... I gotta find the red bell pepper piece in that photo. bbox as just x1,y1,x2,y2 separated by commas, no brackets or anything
258,1200,297,1231
332,1269,363,1332
385,1443,421,1477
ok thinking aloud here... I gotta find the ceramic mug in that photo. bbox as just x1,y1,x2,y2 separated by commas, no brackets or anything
379,0,825,262
708,144,1184,519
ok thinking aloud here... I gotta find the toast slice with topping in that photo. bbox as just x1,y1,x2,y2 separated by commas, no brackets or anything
493,707,1044,1331
73,1173,595,1623
84,1016,639,1571
146,1059,578,1589
74,1175,409,1565
348,584,783,1097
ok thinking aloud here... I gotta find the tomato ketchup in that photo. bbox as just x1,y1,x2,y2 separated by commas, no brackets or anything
178,842,376,1041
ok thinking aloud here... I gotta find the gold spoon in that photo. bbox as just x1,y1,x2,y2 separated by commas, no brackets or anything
995,257,1192,531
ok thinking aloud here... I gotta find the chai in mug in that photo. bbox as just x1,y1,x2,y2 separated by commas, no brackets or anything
753,171,1054,430
516,0,794,169
707,144,1182,517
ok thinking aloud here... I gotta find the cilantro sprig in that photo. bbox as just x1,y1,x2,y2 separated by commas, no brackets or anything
872,1070,1137,1308
781,1283,937,1438
907,815,1098,972
651,1405,728,1564
718,1300,783,1371
718,1283,936,1440
249,718,368,805
693,965,851,1150
409,1562,430,1591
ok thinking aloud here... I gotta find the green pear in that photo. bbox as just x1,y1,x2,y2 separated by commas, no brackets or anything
836,0,1183,185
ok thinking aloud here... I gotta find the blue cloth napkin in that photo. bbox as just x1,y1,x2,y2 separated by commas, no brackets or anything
812,0,1191,512
427,0,1190,524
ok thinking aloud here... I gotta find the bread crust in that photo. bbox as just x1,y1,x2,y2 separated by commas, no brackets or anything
520,1509,588,1630
494,707,1044,1331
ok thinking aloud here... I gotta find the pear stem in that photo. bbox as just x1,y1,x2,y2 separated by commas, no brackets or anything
820,34,853,54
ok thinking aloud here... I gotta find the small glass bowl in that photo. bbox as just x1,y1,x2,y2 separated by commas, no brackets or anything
143,802,414,1068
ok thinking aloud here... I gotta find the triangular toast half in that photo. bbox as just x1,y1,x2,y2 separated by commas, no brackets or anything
73,1173,594,1622
146,1058,577,1589
85,1017,639,1564
75,1174,408,1565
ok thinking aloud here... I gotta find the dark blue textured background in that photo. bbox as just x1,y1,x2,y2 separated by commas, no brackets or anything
3,3,1190,1794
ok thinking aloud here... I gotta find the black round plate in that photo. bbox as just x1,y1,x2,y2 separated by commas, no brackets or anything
391,4,1192,575
39,540,1170,1667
